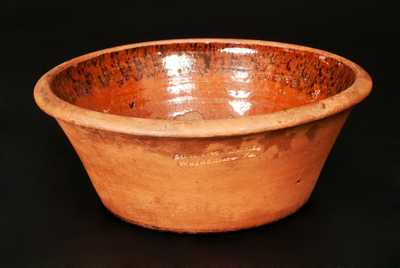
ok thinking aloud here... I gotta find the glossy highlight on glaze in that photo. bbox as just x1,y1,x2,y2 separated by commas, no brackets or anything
51,42,355,121
34,39,372,233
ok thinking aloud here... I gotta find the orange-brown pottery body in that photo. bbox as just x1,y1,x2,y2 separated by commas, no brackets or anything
34,39,372,233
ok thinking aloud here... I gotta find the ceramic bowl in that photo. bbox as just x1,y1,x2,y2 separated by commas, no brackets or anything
34,39,372,233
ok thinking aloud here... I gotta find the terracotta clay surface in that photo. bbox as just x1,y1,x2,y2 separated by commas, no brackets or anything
34,39,372,233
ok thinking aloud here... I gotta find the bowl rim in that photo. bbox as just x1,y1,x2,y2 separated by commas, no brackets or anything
34,38,372,138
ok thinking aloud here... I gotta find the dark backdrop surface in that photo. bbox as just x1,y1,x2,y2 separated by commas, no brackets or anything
1,0,399,266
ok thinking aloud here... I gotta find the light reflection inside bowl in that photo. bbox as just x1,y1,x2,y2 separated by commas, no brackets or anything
229,99,252,116
220,47,257,55
228,89,251,99
228,88,252,116
231,69,250,83
163,54,195,95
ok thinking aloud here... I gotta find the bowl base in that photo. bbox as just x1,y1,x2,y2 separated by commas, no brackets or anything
105,202,308,234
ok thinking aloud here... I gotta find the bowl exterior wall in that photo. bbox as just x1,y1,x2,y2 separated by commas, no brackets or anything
58,110,350,233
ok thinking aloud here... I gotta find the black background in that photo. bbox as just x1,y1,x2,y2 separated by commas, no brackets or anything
1,0,399,266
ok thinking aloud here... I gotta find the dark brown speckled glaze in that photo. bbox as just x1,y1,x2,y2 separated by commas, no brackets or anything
34,39,372,233
51,42,355,120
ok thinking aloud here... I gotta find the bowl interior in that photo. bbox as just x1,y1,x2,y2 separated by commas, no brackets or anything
51,42,355,121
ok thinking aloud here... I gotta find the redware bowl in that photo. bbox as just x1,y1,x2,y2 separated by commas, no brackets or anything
34,39,372,233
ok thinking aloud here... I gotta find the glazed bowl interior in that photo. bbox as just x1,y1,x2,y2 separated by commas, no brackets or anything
50,42,356,121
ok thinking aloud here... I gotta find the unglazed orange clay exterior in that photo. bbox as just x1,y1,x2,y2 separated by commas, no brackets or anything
34,39,372,233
